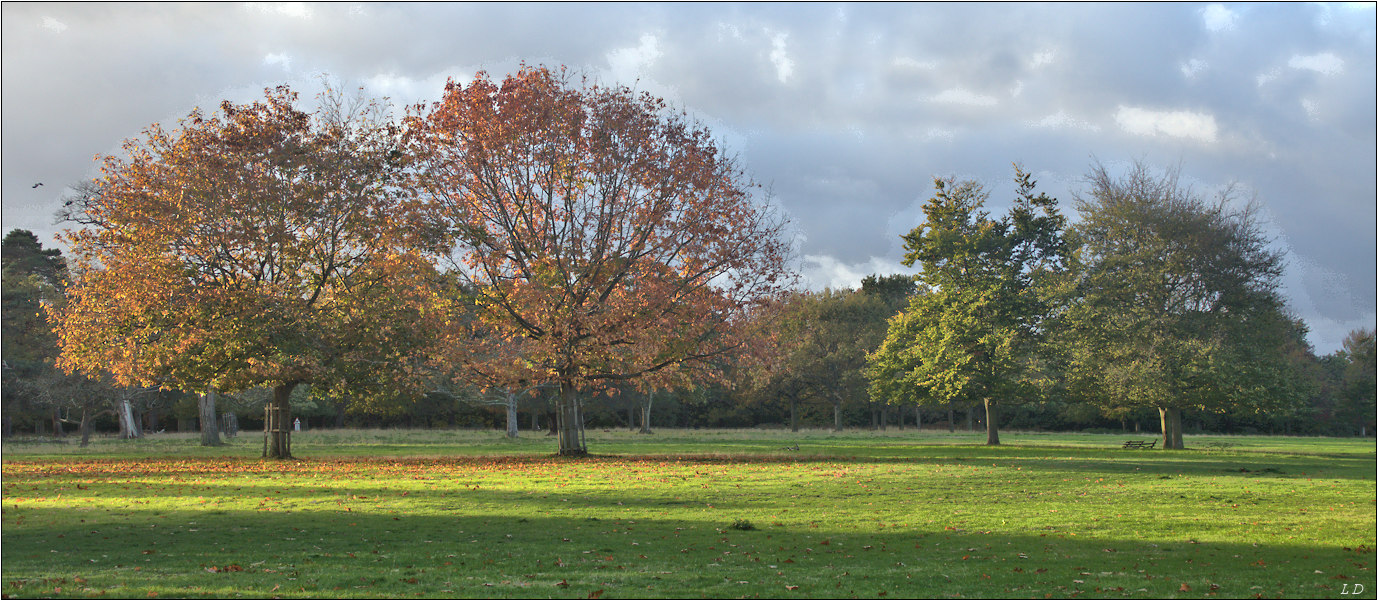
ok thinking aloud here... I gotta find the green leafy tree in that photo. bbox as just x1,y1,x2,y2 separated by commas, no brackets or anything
1335,328,1376,436
869,166,1067,445
1062,161,1296,449
2,229,69,437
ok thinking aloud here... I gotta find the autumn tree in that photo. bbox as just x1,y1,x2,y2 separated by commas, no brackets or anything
50,85,443,458
1061,161,1295,449
868,166,1067,445
408,65,791,456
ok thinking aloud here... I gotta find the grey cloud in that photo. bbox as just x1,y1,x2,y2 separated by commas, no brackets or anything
1,3,1370,353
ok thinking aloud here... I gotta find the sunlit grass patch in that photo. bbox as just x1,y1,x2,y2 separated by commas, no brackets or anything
2,431,1373,598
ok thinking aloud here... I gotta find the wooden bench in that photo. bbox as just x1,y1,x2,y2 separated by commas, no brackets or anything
1122,440,1158,449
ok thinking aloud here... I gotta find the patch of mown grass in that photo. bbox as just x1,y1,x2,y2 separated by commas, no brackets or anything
1,432,1373,598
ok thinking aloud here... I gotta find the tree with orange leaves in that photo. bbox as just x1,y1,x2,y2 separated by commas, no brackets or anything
50,85,444,459
408,66,792,455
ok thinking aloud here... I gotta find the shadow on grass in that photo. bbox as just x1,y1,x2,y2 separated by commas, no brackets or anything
2,504,1371,599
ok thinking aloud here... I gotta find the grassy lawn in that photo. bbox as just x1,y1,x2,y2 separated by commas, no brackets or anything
2,429,1374,599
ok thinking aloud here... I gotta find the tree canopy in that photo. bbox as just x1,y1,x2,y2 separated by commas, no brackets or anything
49,85,444,458
1061,161,1297,449
869,166,1067,445
407,65,791,455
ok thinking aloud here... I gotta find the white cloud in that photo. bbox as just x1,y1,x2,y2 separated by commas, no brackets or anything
927,88,999,107
1301,98,1320,119
1009,80,1025,98
1288,52,1345,75
921,127,956,142
246,2,312,19
607,33,662,82
41,16,67,33
263,52,291,72
1180,58,1208,78
1201,4,1237,32
1030,111,1102,132
1255,68,1281,87
768,31,794,84
1029,50,1056,68
800,255,916,291
1114,106,1219,143
892,56,938,71
363,71,461,105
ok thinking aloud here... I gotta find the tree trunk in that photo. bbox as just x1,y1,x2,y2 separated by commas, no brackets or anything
789,395,799,433
880,406,887,431
947,405,955,432
79,409,93,448
3,413,11,438
984,398,1000,446
117,400,142,439
199,389,222,447
555,380,587,456
531,411,540,432
833,401,842,432
1158,406,1185,450
639,394,653,434
505,392,519,439
52,408,64,437
1171,407,1184,449
965,407,973,432
263,382,297,459
914,406,922,431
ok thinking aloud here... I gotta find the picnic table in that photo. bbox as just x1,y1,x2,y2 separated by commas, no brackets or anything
1122,440,1158,449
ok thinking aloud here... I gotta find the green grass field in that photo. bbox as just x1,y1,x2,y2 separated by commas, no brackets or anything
2,429,1374,599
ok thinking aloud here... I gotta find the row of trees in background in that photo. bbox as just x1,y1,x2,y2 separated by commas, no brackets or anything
2,65,1373,454
13,65,790,458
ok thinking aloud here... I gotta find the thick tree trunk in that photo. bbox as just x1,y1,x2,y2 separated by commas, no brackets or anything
52,408,64,437
199,389,222,447
1171,407,1184,449
555,381,586,456
984,398,1000,446
117,400,141,439
1158,406,1185,450
263,382,297,459
505,392,519,439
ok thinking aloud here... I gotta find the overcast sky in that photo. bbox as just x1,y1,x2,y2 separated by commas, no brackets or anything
3,2,1374,353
